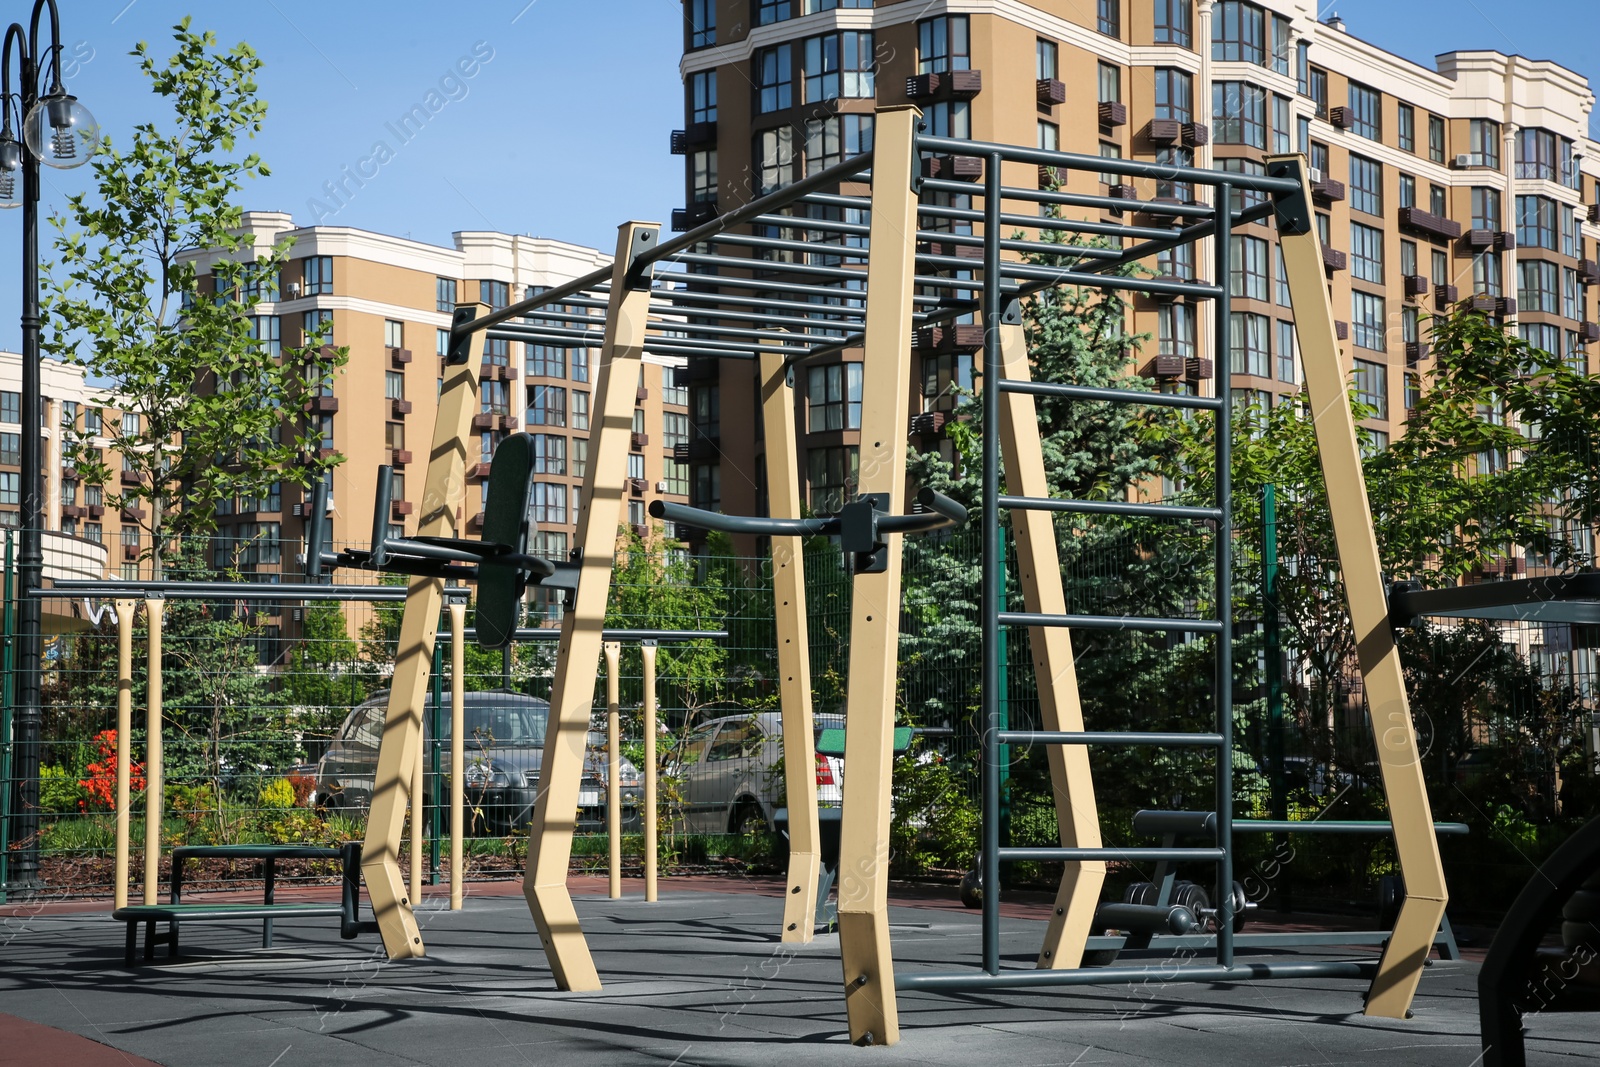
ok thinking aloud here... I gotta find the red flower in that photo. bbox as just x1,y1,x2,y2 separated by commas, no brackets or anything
78,729,145,811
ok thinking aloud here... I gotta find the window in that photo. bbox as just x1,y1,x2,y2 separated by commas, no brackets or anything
1155,0,1191,46
377,319,401,350
571,390,589,431
1563,267,1581,320
532,434,566,475
1518,260,1559,314
627,454,645,481
918,16,969,74
1155,147,1194,201
388,423,405,452
691,149,717,203
1520,323,1562,361
121,410,140,436
1469,119,1500,169
1036,120,1058,152
0,472,16,505
1275,246,1291,306
1154,69,1192,123
692,383,720,441
1098,142,1123,186
808,363,863,431
1396,104,1415,153
1277,320,1298,383
483,337,509,368
1213,1,1264,64
527,385,567,427
1393,175,1415,212
1351,292,1387,352
302,256,332,296
479,280,509,310
1347,82,1381,141
317,415,334,449
1561,203,1579,258
1471,187,1501,231
1350,222,1385,284
436,327,449,358
1230,312,1271,377
688,0,715,47
246,315,280,362
1352,358,1388,417
530,482,566,525
807,445,858,514
805,114,873,174
1349,155,1382,216
1307,67,1327,119
1296,41,1310,95
1515,127,1560,181
1400,239,1418,278
436,277,457,312
572,348,590,385
1474,251,1503,297
1405,372,1422,410
663,411,690,450
664,459,690,497
1159,302,1196,360
1271,94,1291,153
528,338,566,379
571,437,588,479
1097,0,1120,38
1213,82,1265,148
0,432,18,465
756,0,792,25
84,407,100,434
922,100,970,140
1036,39,1057,81
1429,183,1447,217
1218,158,1266,209
1428,115,1445,163
690,70,717,123
1270,12,1291,74
59,401,77,431
385,371,405,400
756,127,797,194
1230,235,1269,301
1159,240,1194,280
692,463,719,511
1098,62,1120,104
804,32,875,101
1298,116,1310,153
1516,195,1558,250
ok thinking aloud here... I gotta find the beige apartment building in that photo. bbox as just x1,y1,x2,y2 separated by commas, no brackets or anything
186,215,691,647
673,0,1600,534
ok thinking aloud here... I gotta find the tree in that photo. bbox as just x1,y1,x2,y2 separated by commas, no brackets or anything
42,19,342,574
282,600,364,750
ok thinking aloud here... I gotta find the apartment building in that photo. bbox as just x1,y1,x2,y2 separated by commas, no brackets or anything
186,214,691,646
673,0,1600,529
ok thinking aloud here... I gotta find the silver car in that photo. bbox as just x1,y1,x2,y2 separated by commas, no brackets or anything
672,712,844,834
313,689,641,835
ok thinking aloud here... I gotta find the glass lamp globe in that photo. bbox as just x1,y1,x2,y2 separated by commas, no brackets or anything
24,93,98,169
0,137,21,208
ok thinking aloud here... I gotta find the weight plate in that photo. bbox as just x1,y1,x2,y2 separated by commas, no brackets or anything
959,870,983,909
1231,880,1249,933
1124,881,1157,907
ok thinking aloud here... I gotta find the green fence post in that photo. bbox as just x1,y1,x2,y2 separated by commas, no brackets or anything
0,532,13,903
1263,484,1288,913
997,534,1010,854
430,618,443,885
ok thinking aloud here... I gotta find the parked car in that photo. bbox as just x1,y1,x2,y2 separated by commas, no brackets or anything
312,690,641,835
671,711,845,835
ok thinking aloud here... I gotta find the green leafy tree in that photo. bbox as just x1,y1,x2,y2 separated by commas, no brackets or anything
42,19,343,574
283,600,364,749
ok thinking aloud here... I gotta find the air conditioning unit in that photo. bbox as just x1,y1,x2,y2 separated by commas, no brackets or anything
286,280,302,298
655,480,668,493
1307,166,1323,184
1454,153,1472,169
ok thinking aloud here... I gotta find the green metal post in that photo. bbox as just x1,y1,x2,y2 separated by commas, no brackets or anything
0,533,14,902
1263,484,1284,821
997,534,1010,854
430,621,443,885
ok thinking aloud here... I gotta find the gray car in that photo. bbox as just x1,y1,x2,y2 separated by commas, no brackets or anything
672,712,844,835
313,689,641,835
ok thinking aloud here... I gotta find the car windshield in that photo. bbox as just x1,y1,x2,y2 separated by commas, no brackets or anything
460,703,547,744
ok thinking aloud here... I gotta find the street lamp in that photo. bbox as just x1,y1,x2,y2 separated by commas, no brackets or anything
0,0,95,891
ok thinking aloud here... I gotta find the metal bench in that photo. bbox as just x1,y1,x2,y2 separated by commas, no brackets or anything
112,841,369,964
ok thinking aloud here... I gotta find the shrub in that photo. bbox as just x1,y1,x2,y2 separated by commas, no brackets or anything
39,764,88,814
78,729,144,811
258,777,296,810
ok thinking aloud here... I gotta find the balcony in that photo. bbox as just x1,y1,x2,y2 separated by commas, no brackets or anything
669,121,716,154
1322,247,1347,273
1148,119,1182,145
1434,284,1459,305
1097,101,1127,127
1397,206,1462,242
671,201,718,232
905,70,983,102
630,431,649,451
1328,105,1354,130
1403,274,1429,299
908,410,948,437
921,155,982,182
1036,79,1065,106
307,395,340,414
916,324,983,352
1181,122,1209,148
391,398,412,417
387,346,412,368
390,448,412,466
1310,176,1345,203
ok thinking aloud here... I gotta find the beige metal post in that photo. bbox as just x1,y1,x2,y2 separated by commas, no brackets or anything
836,104,920,1047
642,641,658,903
604,640,622,899
113,597,136,911
411,718,424,906
143,598,164,906
361,301,486,959
1269,154,1446,1018
760,349,820,943
449,601,465,911
994,322,1105,969
524,222,657,991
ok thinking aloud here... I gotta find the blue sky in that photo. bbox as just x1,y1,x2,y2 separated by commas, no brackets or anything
0,0,1595,353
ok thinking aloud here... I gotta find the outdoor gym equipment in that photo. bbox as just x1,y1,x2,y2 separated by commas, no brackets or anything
428,103,1450,1043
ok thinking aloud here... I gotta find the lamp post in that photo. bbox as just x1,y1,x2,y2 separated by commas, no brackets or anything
0,0,96,890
